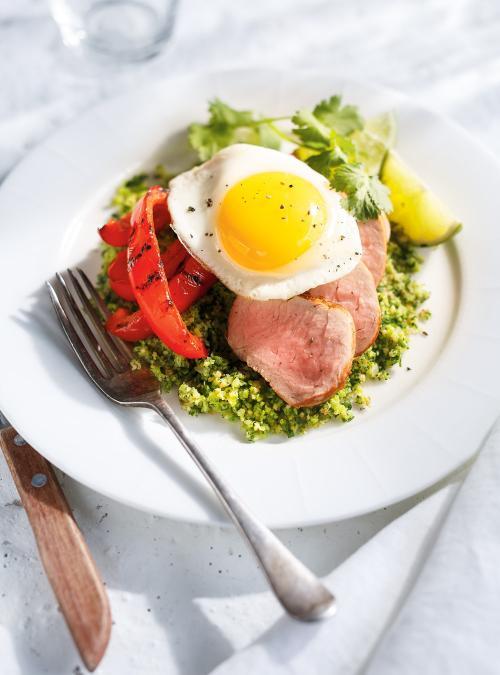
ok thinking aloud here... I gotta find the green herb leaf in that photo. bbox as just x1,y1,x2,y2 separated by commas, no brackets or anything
123,173,148,188
331,164,392,220
291,109,331,149
208,99,255,127
313,96,364,136
255,123,282,150
292,96,364,150
305,147,348,178
188,122,232,162
188,99,282,161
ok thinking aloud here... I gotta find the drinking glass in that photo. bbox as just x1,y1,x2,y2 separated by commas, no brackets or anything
50,0,179,62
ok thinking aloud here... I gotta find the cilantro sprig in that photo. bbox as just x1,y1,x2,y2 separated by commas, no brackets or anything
332,164,391,220
312,95,365,136
292,95,363,149
188,99,284,162
188,95,392,220
291,96,390,219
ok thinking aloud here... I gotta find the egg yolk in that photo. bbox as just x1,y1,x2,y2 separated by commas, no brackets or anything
217,172,327,271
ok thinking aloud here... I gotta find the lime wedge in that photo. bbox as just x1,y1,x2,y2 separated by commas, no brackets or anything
353,133,387,175
352,112,397,175
381,150,462,246
366,111,397,147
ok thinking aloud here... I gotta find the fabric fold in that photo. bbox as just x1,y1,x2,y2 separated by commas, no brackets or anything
211,419,500,675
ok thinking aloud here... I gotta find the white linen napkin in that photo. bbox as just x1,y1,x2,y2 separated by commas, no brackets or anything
210,418,500,675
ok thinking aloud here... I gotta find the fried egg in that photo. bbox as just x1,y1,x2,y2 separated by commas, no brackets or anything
168,144,361,300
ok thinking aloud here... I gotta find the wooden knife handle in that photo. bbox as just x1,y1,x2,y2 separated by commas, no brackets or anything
0,426,111,672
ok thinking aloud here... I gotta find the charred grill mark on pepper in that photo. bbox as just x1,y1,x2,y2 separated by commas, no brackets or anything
135,270,162,291
183,270,203,287
127,242,153,270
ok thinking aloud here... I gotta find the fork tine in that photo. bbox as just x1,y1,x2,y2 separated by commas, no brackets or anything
47,281,110,382
55,272,115,379
76,267,133,362
76,267,111,319
66,269,129,372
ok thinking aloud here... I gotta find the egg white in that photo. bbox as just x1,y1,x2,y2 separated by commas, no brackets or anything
168,144,362,300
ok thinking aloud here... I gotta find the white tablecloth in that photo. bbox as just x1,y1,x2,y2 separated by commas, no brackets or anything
1,1,500,673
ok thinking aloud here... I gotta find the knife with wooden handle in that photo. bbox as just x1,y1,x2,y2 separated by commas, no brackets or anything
0,418,111,672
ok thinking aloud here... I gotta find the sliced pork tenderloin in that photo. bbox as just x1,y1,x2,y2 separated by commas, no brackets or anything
380,211,391,241
227,295,355,408
358,213,389,286
309,261,380,356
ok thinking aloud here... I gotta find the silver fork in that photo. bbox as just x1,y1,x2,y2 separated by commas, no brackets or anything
47,268,335,622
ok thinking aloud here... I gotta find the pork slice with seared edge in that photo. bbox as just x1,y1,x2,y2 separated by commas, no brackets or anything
358,213,389,286
309,261,380,356
227,295,355,408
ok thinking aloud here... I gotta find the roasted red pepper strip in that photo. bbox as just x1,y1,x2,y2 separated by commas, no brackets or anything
168,256,217,313
161,239,189,277
108,239,188,301
105,308,153,341
127,186,207,359
106,257,216,341
98,212,133,247
108,277,136,302
108,250,136,301
108,249,127,281
98,198,171,247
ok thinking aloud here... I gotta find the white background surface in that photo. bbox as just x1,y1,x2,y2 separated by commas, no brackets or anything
1,1,500,673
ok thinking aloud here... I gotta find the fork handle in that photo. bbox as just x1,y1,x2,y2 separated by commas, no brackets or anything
149,398,335,621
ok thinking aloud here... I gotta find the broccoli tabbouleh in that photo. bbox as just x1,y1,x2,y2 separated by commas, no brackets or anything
97,168,430,442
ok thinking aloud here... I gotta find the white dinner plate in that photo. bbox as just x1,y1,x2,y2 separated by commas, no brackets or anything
1,69,500,528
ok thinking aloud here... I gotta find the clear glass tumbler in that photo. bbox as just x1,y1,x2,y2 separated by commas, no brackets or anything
50,0,178,62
